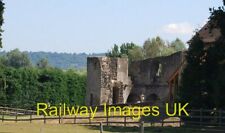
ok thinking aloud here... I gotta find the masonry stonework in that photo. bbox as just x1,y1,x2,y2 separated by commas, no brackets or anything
86,51,185,106
86,57,132,106
128,51,185,104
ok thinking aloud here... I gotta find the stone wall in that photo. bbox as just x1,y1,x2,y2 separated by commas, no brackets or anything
128,51,185,103
86,57,132,106
86,51,184,106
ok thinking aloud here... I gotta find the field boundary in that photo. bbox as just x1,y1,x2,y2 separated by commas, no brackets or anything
1,105,225,130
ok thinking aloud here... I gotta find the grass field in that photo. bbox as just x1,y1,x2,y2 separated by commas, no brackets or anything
0,123,223,133
0,123,103,133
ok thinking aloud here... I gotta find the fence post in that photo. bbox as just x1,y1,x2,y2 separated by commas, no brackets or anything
124,116,126,127
59,115,61,124
179,116,182,127
100,122,103,133
106,110,109,126
74,116,76,124
44,115,46,124
15,113,17,123
30,114,32,123
2,113,4,122
140,121,144,133
161,119,163,127
200,109,202,126
61,116,63,124
219,110,222,126
89,112,91,124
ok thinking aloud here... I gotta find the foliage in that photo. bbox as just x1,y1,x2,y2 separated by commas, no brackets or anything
143,36,177,58
170,38,186,52
127,45,144,62
106,43,136,57
36,58,49,68
0,0,4,48
0,50,104,69
179,6,225,109
3,49,31,68
0,63,87,109
106,42,145,61
106,37,186,61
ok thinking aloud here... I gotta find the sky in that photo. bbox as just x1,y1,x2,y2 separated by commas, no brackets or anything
2,0,223,53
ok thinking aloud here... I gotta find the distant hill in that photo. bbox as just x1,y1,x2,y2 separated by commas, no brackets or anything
0,51,105,69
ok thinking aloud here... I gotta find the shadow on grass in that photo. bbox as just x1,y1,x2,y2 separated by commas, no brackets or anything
86,126,225,133
86,126,186,133
87,126,139,132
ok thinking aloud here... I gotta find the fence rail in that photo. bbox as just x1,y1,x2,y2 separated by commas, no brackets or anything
1,106,225,129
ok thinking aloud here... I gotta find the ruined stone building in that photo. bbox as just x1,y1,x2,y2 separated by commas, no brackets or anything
128,51,185,104
86,52,185,106
86,57,132,106
86,20,221,106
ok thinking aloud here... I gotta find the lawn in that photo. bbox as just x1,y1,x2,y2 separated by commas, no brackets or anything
0,123,103,133
0,123,223,133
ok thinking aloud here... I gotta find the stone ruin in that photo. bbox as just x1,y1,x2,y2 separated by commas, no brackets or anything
128,51,185,104
86,51,185,106
86,57,132,106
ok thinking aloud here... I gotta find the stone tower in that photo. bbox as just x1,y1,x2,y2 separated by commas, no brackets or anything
86,57,132,106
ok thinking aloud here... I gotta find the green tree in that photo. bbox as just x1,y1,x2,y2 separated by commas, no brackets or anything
120,42,135,57
179,35,207,109
4,49,31,68
128,45,144,61
0,0,4,48
106,44,120,57
170,38,186,51
106,37,186,61
106,42,141,61
179,6,225,109
36,58,49,68
143,36,176,58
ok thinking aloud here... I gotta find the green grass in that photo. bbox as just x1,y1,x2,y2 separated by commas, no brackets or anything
0,123,104,133
0,123,224,133
89,126,224,133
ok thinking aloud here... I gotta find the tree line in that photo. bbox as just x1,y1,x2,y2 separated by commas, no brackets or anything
106,37,186,61
0,49,86,109
0,50,104,69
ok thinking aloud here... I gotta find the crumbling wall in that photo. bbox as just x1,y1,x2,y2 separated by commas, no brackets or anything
128,51,184,103
86,57,132,106
86,57,102,106
86,51,184,106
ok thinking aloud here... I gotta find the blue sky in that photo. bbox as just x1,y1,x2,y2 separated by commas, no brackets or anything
2,0,223,53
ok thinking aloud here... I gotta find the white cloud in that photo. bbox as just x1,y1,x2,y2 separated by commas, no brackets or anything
162,22,194,35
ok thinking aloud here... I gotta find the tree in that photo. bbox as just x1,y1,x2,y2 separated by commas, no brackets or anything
4,49,31,68
143,36,176,58
179,35,208,109
179,6,225,109
106,44,120,57
170,38,186,51
128,45,144,61
106,42,137,58
36,58,49,68
0,0,4,48
120,42,136,57
106,37,186,62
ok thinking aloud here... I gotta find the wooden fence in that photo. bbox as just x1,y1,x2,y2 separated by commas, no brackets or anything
1,106,225,129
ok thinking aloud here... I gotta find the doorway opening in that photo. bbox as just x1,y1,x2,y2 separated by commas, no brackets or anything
90,93,93,106
113,87,120,104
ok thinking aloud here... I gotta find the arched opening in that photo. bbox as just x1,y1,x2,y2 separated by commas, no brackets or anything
90,93,93,106
113,87,120,104
146,93,159,102
127,93,140,103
